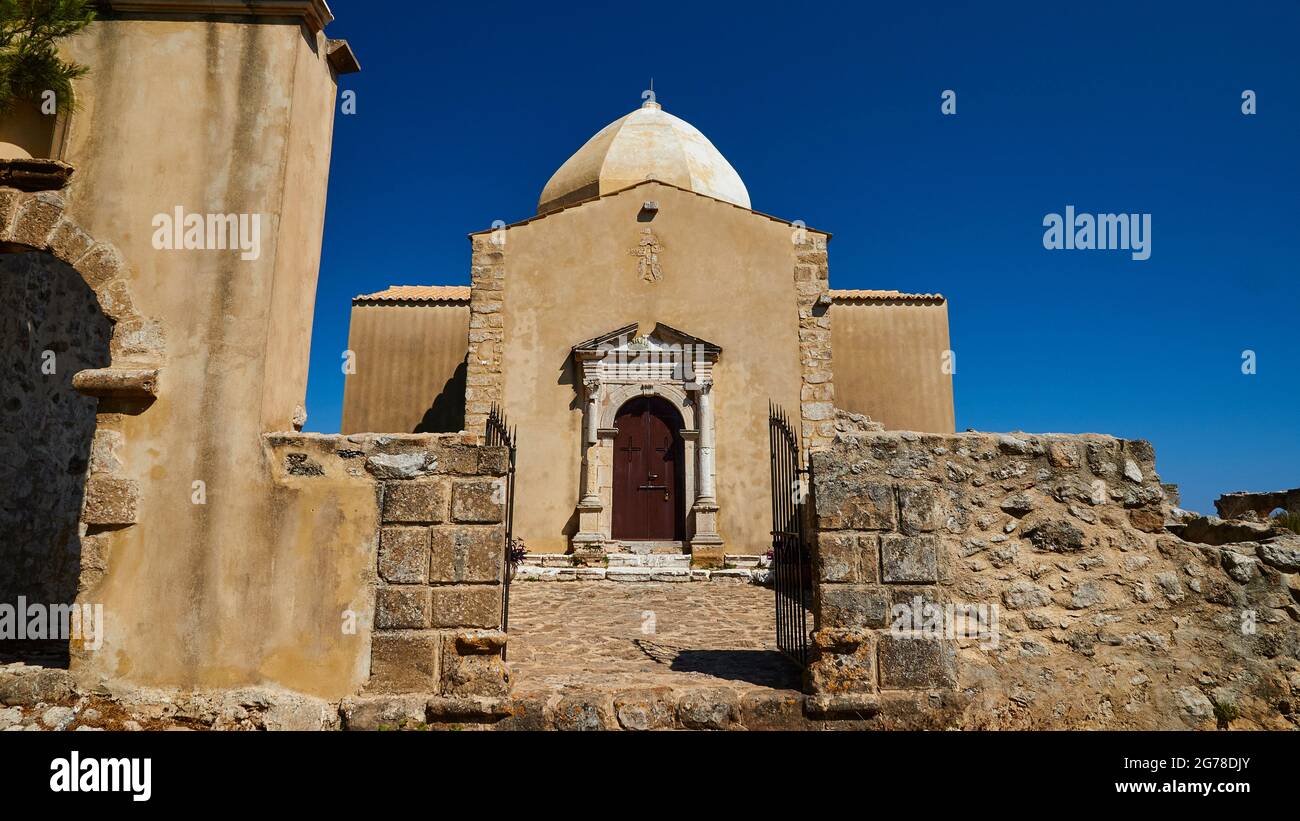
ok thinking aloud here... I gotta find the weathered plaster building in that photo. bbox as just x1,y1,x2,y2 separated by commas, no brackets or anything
1,3,1294,731
2,0,372,697
343,98,956,562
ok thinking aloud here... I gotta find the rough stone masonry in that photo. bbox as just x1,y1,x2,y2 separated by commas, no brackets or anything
809,429,1300,729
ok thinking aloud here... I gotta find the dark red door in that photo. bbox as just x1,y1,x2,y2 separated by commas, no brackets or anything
612,397,684,541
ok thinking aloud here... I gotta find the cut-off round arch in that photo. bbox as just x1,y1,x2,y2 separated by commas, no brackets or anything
0,181,164,627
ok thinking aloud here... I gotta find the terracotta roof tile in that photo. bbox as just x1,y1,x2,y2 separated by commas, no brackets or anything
353,285,471,304
830,289,944,303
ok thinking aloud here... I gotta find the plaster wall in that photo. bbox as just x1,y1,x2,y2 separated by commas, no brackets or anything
0,102,55,160
42,16,351,694
831,299,955,433
491,183,812,554
341,302,469,435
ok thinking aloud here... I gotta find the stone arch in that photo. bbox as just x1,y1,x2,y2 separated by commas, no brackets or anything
1,186,164,372
0,181,163,658
598,382,696,431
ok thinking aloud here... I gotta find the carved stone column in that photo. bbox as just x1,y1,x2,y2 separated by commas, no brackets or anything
696,380,716,502
572,377,605,563
689,379,724,566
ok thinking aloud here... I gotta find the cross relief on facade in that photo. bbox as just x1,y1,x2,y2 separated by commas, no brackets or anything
629,228,664,283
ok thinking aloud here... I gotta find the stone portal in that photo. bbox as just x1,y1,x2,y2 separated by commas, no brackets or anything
570,323,724,564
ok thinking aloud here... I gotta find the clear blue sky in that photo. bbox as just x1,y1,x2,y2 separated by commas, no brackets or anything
306,0,1299,515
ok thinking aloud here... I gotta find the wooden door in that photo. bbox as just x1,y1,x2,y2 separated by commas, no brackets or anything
612,397,683,541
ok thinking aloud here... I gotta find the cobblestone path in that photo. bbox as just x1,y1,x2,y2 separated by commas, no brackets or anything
507,581,803,697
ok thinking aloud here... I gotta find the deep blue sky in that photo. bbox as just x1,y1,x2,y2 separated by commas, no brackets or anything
307,0,1299,515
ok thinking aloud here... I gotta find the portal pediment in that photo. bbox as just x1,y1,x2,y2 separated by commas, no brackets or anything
572,322,720,387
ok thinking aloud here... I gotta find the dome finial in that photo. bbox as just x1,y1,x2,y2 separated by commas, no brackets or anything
641,81,660,109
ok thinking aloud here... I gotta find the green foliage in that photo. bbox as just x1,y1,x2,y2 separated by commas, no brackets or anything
0,0,95,115
1212,698,1239,728
1272,510,1300,534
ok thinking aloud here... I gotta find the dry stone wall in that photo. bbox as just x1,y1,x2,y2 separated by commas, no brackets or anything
809,429,1300,729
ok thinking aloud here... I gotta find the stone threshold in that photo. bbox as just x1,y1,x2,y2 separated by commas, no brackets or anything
1,663,954,731
516,552,769,583
344,688,858,731
514,566,768,584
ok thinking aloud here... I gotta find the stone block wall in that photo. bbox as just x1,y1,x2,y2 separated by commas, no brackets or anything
791,232,835,451
809,429,1300,729
463,235,506,435
262,432,510,700
366,439,510,699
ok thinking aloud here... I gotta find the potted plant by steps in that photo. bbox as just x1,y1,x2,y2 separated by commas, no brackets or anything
0,0,94,164
506,537,527,582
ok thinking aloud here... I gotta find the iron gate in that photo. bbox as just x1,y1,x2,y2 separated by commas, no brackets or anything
768,403,811,667
485,404,517,658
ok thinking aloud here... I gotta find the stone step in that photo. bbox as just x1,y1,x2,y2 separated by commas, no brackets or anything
605,567,692,582
606,553,691,568
513,564,769,585
710,568,755,583
618,541,687,556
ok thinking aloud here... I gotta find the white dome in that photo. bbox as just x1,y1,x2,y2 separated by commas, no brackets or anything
538,99,751,215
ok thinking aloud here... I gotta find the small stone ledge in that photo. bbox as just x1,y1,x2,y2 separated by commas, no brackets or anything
81,476,139,526
0,159,74,192
72,367,159,401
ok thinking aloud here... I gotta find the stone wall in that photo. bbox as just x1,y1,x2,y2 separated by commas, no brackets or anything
792,233,835,451
261,432,511,700
1216,488,1300,520
365,438,510,699
463,235,505,435
809,429,1300,729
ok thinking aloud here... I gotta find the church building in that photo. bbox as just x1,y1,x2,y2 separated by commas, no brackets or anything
342,95,955,564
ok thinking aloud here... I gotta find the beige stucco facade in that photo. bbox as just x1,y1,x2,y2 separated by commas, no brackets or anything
485,183,813,556
0,3,370,696
59,10,355,694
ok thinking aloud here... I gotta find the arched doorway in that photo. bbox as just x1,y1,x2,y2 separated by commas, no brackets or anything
612,396,685,542
0,250,111,663
0,181,162,667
